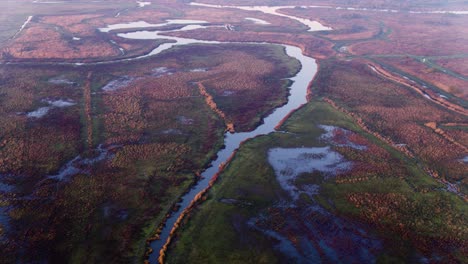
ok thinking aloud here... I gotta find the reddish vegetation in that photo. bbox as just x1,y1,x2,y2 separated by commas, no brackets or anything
40,14,104,37
441,124,468,150
367,62,467,115
436,57,468,76
0,67,82,176
424,122,467,153
0,122,81,175
99,45,292,135
167,29,334,59
377,57,468,100
282,6,467,107
347,192,467,261
1,24,119,60
325,126,413,184
87,9,171,29
198,83,235,132
325,105,466,200
314,59,466,187
111,143,191,169
199,48,291,131
324,98,414,158
347,13,468,56
1,13,164,62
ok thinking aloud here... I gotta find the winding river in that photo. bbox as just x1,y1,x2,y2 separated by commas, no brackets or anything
98,11,321,262
10,3,323,262
148,43,316,264
102,20,318,263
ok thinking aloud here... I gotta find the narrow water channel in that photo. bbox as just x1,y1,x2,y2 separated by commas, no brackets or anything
102,21,319,263
147,44,316,263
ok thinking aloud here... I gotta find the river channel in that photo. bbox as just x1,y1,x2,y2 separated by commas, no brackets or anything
101,19,319,263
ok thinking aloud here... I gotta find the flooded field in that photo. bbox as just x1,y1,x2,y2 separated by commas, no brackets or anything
268,146,350,200
26,99,75,118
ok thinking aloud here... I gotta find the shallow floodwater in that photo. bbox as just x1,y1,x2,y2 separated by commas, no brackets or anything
249,197,383,263
136,1,151,8
319,125,367,150
0,180,13,237
151,67,174,77
26,99,75,118
49,144,113,181
245,17,271,25
48,76,75,85
102,76,136,92
255,129,382,262
27,107,52,118
268,147,351,200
